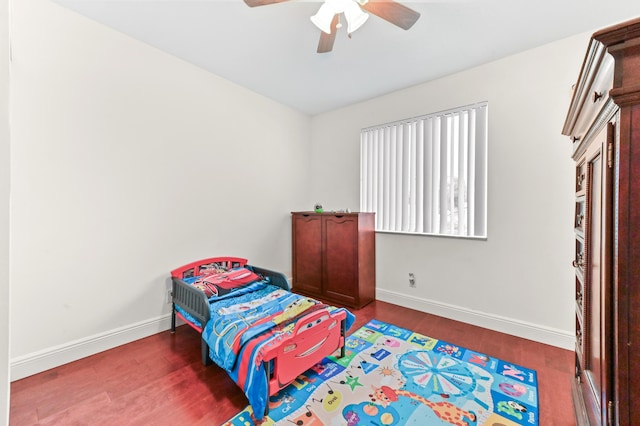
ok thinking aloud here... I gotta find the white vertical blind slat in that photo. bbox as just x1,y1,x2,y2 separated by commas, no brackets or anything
439,116,449,234
362,131,371,212
375,131,380,228
448,114,456,234
389,126,397,230
467,110,476,236
474,105,488,236
422,118,433,233
382,129,390,231
432,117,441,233
457,112,467,236
408,122,417,232
402,123,412,232
360,132,365,212
415,121,424,233
395,126,403,231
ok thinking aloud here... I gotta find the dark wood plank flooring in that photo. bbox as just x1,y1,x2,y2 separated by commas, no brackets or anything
10,300,576,425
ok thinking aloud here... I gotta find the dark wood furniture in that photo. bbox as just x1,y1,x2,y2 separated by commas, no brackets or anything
291,211,375,309
562,17,640,426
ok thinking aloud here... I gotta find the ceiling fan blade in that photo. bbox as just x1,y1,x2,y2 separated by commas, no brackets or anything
361,0,420,30
317,15,339,53
243,0,291,7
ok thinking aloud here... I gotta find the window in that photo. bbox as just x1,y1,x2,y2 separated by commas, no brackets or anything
360,102,488,238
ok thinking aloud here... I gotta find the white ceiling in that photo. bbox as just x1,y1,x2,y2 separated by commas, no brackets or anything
54,0,640,115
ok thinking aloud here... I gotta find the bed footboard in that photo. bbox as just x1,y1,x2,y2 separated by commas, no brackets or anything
171,276,212,365
171,276,210,332
261,311,347,416
264,309,348,399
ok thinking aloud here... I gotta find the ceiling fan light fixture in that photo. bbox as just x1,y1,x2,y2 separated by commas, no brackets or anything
344,1,369,34
311,0,368,35
310,3,336,34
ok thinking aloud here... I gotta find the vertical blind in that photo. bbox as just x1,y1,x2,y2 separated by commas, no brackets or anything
360,102,488,237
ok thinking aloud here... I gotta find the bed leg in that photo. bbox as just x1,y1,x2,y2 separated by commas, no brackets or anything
340,318,346,358
201,339,212,366
264,360,271,417
171,304,176,333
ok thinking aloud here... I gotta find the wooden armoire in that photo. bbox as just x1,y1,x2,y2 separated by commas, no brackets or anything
562,17,640,426
291,211,375,309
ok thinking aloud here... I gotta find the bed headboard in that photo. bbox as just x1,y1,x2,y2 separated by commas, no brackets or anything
170,257,291,292
170,256,248,280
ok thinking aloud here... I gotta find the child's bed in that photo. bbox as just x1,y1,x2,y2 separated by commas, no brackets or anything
170,256,354,420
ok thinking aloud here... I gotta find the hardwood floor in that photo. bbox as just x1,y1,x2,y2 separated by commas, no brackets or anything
10,300,576,425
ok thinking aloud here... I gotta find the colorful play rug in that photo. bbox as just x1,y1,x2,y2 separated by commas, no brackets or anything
224,319,539,426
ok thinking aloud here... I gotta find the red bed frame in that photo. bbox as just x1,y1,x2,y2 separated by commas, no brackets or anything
169,257,348,415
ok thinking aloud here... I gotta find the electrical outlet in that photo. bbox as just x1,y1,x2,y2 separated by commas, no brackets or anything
408,273,416,288
166,289,173,304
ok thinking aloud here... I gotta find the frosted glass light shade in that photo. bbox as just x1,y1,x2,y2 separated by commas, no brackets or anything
311,0,368,35
310,3,336,34
345,1,368,33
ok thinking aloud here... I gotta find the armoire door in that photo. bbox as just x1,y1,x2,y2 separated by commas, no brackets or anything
292,213,323,296
322,214,358,306
580,122,614,425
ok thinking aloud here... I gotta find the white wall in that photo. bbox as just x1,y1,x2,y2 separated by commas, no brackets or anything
9,0,312,379
1,0,10,421
310,34,589,348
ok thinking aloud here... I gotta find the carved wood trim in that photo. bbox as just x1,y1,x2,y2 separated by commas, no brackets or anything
571,99,618,160
563,40,609,137
610,84,640,107
593,17,640,49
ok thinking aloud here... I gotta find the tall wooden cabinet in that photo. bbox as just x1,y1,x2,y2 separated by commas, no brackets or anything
562,17,640,426
291,212,375,309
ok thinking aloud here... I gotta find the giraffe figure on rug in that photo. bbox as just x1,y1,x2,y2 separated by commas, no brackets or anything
370,385,478,426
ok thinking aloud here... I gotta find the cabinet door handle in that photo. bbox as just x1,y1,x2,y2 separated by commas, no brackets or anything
572,250,585,269
576,329,582,347
593,91,603,102
572,259,585,269
334,215,343,218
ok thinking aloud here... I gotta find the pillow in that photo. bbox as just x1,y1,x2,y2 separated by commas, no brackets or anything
191,267,261,299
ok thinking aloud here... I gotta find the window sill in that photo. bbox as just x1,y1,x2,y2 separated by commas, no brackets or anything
375,230,487,241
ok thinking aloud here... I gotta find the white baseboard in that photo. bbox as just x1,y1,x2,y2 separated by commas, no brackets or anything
10,292,574,381
377,288,574,350
10,314,173,381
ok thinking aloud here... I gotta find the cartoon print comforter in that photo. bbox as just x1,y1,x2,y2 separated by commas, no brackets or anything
201,284,355,420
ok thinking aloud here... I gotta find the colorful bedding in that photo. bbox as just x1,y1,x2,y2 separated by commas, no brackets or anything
194,279,354,420
174,271,269,328
182,267,267,301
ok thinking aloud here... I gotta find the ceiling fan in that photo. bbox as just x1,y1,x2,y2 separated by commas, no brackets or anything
242,0,421,53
